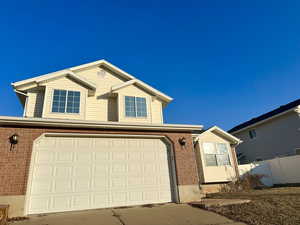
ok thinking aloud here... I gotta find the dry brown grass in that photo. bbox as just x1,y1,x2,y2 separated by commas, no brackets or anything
206,187,300,225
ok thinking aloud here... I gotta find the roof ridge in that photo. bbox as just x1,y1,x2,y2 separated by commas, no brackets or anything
229,98,300,133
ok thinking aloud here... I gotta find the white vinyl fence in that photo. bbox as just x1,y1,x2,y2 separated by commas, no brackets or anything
238,155,300,186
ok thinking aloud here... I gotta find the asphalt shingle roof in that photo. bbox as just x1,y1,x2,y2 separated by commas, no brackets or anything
229,98,300,133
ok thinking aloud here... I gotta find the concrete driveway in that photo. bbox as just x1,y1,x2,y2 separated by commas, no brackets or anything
10,204,246,225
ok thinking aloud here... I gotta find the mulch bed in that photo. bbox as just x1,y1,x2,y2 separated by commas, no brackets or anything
205,187,300,225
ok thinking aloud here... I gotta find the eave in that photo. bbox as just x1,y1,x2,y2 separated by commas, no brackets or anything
0,116,203,132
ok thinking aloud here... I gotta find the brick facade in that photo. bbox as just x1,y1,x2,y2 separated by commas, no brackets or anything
0,126,199,195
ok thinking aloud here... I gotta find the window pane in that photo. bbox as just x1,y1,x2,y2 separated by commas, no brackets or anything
125,96,136,117
66,91,80,113
136,97,147,117
249,129,256,139
203,143,217,154
216,143,228,154
52,89,67,113
216,154,231,166
205,154,217,166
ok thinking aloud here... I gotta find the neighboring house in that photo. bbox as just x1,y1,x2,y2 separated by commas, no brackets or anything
229,99,300,164
0,59,240,217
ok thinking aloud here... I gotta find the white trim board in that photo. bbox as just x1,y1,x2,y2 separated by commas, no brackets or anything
0,116,203,132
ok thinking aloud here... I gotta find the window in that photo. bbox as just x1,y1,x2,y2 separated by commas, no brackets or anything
52,89,80,113
295,149,300,155
203,142,231,167
125,96,147,117
249,129,257,139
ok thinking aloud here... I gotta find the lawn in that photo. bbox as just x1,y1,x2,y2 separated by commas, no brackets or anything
206,187,300,225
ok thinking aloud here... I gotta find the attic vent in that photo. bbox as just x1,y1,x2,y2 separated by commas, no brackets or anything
97,69,106,78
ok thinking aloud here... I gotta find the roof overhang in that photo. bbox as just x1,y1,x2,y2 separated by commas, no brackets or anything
194,126,242,145
11,59,172,102
111,79,173,103
12,70,96,95
0,116,203,132
230,107,299,134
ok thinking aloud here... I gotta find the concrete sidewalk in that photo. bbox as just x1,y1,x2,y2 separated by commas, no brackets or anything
10,204,246,225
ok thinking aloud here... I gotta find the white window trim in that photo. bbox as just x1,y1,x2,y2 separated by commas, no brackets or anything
51,89,81,114
124,96,148,118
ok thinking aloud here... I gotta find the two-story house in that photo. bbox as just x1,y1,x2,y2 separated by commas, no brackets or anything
229,98,300,164
0,59,240,217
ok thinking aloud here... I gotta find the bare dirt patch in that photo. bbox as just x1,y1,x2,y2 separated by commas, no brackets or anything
206,187,300,225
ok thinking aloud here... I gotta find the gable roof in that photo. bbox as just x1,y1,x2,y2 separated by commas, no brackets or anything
193,126,241,145
12,59,173,103
12,70,96,90
229,98,300,134
111,79,172,103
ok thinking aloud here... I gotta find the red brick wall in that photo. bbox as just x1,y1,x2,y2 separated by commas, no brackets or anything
0,126,199,195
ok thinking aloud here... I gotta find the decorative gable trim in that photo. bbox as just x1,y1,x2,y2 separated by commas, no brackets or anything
111,79,172,103
12,60,172,102
12,70,96,92
194,126,241,145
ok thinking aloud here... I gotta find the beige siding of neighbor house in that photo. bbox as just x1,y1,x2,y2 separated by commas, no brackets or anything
23,66,164,123
234,111,300,164
195,131,236,183
116,85,163,124
41,77,87,120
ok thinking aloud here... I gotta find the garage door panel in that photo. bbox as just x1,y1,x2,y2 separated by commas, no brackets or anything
29,196,51,212
111,177,127,188
54,166,72,178
31,180,53,194
33,165,53,177
52,195,72,210
93,193,109,207
112,152,127,161
75,152,93,162
128,164,143,173
27,136,173,214
35,151,55,163
53,180,73,193
73,195,91,209
95,152,110,161
94,165,109,174
73,166,91,177
74,179,92,192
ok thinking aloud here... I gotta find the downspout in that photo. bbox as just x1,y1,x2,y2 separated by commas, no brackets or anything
14,90,28,117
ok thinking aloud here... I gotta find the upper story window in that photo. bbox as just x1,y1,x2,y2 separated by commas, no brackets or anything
203,142,231,167
52,89,80,114
248,129,257,139
125,96,147,118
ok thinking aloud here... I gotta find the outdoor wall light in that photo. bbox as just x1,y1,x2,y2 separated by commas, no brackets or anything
178,137,187,146
9,134,19,145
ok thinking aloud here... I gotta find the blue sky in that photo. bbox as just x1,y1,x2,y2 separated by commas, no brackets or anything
0,1,300,130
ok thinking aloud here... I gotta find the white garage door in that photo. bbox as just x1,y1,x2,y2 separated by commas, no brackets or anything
26,135,173,214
